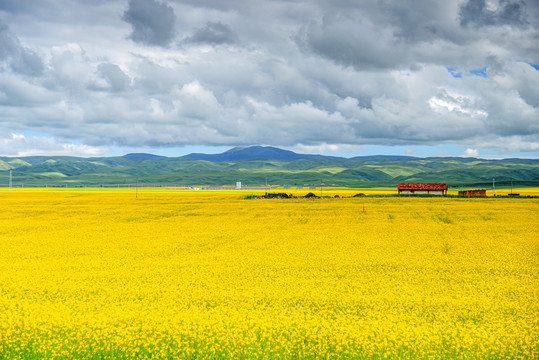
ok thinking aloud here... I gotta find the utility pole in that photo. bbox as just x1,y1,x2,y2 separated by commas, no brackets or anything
492,177,495,196
136,177,139,199
9,170,12,191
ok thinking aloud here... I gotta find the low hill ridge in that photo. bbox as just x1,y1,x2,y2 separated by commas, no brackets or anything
123,153,164,158
0,146,537,187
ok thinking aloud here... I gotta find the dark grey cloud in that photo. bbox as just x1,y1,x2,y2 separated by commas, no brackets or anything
122,0,176,46
376,1,464,43
183,22,238,45
294,2,463,72
459,0,528,27
296,15,403,71
0,22,16,58
0,73,55,107
0,0,39,13
98,63,130,92
0,20,43,76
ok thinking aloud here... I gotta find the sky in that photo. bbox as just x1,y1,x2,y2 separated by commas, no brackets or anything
0,0,538,159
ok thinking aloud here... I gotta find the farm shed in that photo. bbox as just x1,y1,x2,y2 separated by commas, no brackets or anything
398,183,448,195
458,189,486,196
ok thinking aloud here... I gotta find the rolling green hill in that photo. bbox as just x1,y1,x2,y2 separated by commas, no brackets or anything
0,147,538,188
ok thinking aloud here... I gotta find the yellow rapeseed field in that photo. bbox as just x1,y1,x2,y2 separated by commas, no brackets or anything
0,189,537,359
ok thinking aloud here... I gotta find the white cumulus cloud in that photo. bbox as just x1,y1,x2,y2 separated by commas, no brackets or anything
0,0,537,157
460,148,480,157
0,132,108,156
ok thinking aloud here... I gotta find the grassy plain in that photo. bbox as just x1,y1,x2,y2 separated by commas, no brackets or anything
0,189,537,359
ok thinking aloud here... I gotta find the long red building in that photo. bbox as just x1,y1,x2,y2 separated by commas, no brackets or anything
458,189,486,196
398,183,448,195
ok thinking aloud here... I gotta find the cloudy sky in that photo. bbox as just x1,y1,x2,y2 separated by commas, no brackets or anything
0,0,538,158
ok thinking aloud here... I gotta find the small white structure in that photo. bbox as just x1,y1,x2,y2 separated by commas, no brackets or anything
236,181,242,190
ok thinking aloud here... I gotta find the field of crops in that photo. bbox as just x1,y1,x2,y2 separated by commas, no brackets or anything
0,189,537,359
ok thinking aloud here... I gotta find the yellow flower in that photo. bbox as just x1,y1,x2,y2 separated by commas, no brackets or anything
0,188,537,358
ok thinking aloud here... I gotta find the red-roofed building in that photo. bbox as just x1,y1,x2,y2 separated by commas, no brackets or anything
458,189,486,196
398,183,448,195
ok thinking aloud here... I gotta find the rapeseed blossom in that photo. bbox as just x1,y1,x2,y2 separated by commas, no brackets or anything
0,189,537,359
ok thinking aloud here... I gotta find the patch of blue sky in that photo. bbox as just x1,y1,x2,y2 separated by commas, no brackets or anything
469,66,487,77
529,63,539,70
297,144,466,158
15,130,53,138
447,67,462,78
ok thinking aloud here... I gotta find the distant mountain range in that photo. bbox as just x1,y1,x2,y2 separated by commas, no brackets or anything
1,146,538,187
184,146,331,161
